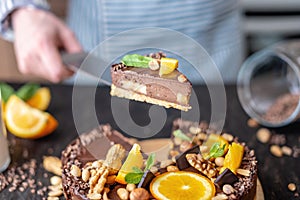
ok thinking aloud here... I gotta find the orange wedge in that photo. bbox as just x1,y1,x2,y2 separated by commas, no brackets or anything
150,171,215,200
5,95,58,139
26,87,51,110
115,143,144,184
159,57,178,76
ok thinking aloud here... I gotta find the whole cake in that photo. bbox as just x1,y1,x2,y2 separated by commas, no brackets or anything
110,52,192,111
61,120,257,200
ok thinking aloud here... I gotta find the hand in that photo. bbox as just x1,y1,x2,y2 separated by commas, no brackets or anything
12,8,82,82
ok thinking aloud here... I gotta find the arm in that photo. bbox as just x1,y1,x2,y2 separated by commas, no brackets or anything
1,1,82,82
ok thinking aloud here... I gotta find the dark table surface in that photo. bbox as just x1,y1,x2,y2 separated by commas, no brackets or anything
1,84,299,200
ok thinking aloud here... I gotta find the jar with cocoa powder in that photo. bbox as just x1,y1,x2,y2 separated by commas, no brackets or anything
237,40,300,127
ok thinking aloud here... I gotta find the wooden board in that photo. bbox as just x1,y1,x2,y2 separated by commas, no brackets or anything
139,138,264,200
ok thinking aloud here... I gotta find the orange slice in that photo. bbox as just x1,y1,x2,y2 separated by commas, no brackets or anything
5,95,58,139
26,87,51,110
202,133,229,159
150,171,215,200
221,142,244,174
115,143,144,184
159,57,178,76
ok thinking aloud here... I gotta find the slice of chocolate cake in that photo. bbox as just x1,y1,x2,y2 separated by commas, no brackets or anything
61,120,258,200
110,52,192,111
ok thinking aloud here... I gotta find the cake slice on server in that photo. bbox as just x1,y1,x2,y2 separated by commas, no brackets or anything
110,52,192,111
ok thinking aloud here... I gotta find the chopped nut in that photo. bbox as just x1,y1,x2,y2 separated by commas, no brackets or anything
43,156,62,176
48,185,62,191
212,194,228,200
160,159,174,168
129,188,150,200
50,176,62,186
236,169,250,177
178,74,187,83
47,197,59,200
270,145,283,157
256,128,271,143
167,165,179,172
200,145,209,154
103,192,109,200
126,183,136,192
247,118,259,128
70,165,81,177
221,133,234,142
117,188,129,200
288,183,297,192
148,59,160,70
82,168,91,182
215,157,224,167
223,184,234,195
92,160,103,168
87,193,102,200
186,154,217,178
48,190,63,197
281,146,293,156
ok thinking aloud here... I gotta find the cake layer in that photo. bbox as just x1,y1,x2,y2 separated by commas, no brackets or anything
110,84,192,111
111,63,192,110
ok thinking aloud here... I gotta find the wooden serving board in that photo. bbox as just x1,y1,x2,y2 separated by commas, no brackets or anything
138,138,265,200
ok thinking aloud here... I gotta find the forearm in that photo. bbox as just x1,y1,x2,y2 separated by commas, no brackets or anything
0,0,49,40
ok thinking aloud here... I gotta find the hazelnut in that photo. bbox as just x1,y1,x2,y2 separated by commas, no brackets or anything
126,183,136,192
288,183,297,192
270,145,283,157
223,184,234,195
247,118,259,128
256,128,271,143
281,146,292,156
178,74,187,83
215,157,224,167
129,188,150,200
117,188,129,200
50,176,62,186
148,59,160,70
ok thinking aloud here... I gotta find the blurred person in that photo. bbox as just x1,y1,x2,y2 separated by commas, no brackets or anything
0,0,242,83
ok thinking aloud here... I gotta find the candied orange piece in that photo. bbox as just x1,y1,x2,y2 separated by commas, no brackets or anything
221,142,244,174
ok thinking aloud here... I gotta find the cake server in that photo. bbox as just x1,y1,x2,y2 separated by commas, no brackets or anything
61,52,111,85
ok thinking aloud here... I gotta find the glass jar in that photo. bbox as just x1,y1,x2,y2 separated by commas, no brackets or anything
237,40,300,127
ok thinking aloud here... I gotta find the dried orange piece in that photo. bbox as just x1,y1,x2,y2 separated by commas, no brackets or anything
150,171,215,200
5,95,57,139
26,87,51,110
201,133,229,159
221,142,244,174
159,57,178,76
115,144,144,184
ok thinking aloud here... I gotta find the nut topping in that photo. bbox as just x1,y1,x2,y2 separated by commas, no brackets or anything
129,188,150,200
178,74,187,83
186,154,217,178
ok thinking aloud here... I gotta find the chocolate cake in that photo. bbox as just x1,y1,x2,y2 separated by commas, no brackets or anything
110,52,192,111
61,120,257,200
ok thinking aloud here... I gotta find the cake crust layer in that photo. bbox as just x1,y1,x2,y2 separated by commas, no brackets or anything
110,84,191,111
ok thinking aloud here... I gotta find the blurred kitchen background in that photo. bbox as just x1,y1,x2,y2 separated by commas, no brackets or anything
1,0,300,82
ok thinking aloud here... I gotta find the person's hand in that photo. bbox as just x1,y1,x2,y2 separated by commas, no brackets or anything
12,8,82,82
